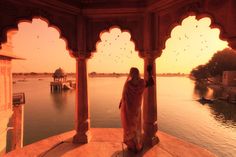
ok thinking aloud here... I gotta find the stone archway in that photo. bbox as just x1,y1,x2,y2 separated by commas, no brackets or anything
156,1,236,57
91,26,142,60
0,0,80,56
1,17,75,57
0,1,161,146
88,25,143,126
0,17,77,151
1,0,236,150
157,14,228,74
73,21,159,145
1,17,75,59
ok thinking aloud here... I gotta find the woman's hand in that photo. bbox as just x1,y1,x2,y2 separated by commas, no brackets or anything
147,64,153,75
148,76,154,86
146,64,154,87
145,76,154,87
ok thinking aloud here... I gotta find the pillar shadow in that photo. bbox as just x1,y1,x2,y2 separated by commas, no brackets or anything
38,139,83,157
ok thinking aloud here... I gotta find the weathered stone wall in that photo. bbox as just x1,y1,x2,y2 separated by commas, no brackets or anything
0,58,12,156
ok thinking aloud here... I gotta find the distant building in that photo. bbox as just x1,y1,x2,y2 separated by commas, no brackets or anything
52,67,67,82
51,68,75,92
222,71,236,86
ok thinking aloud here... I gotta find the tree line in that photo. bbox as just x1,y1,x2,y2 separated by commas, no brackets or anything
190,48,236,80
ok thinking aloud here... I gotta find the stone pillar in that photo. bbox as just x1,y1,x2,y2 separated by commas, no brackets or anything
143,54,159,146
11,103,24,150
73,55,90,144
0,57,13,156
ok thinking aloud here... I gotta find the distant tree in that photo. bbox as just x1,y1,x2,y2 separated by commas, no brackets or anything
191,65,208,80
190,48,236,80
90,72,96,74
30,72,37,75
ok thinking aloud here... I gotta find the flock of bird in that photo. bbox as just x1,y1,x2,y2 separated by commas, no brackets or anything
173,25,210,62
96,33,135,64
34,23,212,65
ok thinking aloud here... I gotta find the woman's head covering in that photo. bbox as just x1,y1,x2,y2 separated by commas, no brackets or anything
123,67,141,90
129,67,140,79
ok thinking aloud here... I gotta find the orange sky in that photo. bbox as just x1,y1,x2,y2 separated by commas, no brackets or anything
0,16,228,74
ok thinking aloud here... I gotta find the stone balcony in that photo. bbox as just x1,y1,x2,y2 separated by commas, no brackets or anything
4,128,216,157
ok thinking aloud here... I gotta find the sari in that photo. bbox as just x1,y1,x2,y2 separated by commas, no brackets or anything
120,78,145,151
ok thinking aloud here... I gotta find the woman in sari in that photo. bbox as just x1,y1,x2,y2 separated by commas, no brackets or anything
119,66,154,153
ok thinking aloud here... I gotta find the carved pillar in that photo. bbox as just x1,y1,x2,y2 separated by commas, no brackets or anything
143,54,159,146
142,11,159,146
0,57,13,156
73,55,91,144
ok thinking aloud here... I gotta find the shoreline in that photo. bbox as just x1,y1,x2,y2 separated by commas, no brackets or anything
12,73,189,78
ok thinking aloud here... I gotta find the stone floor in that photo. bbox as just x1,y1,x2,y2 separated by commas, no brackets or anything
5,128,216,157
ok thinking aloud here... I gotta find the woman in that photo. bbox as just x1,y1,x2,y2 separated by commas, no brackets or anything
119,66,154,153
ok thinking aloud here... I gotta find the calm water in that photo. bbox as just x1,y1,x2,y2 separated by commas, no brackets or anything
11,77,236,157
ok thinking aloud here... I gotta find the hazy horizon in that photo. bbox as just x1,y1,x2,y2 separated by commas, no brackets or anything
12,71,189,74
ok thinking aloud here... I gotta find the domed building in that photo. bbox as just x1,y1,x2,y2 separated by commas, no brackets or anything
50,68,72,92
52,67,67,82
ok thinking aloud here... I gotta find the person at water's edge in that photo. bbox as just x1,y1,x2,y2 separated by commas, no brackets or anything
119,65,154,153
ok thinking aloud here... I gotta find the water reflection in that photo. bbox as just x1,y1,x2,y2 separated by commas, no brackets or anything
11,77,235,157
209,101,236,127
50,90,74,112
193,81,209,98
193,82,236,127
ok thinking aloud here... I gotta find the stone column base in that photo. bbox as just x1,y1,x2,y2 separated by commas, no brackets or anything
143,135,160,147
73,131,91,144
143,121,159,146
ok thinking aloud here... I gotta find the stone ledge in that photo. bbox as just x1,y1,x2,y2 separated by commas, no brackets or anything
4,128,216,157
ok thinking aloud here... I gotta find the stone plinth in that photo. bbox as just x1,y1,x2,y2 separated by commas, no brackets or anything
4,128,216,157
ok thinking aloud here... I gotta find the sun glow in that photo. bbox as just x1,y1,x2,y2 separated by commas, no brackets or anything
157,16,228,74
0,16,229,74
88,27,143,73
1,18,74,73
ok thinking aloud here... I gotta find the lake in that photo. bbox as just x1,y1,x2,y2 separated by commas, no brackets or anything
10,76,236,157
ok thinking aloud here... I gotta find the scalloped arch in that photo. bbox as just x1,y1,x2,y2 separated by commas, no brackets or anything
0,16,74,57
91,25,142,59
161,12,228,56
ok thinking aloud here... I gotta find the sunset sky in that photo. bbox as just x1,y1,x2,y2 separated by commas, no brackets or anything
0,16,228,74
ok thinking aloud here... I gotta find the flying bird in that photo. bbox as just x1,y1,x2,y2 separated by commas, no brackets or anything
184,34,189,39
